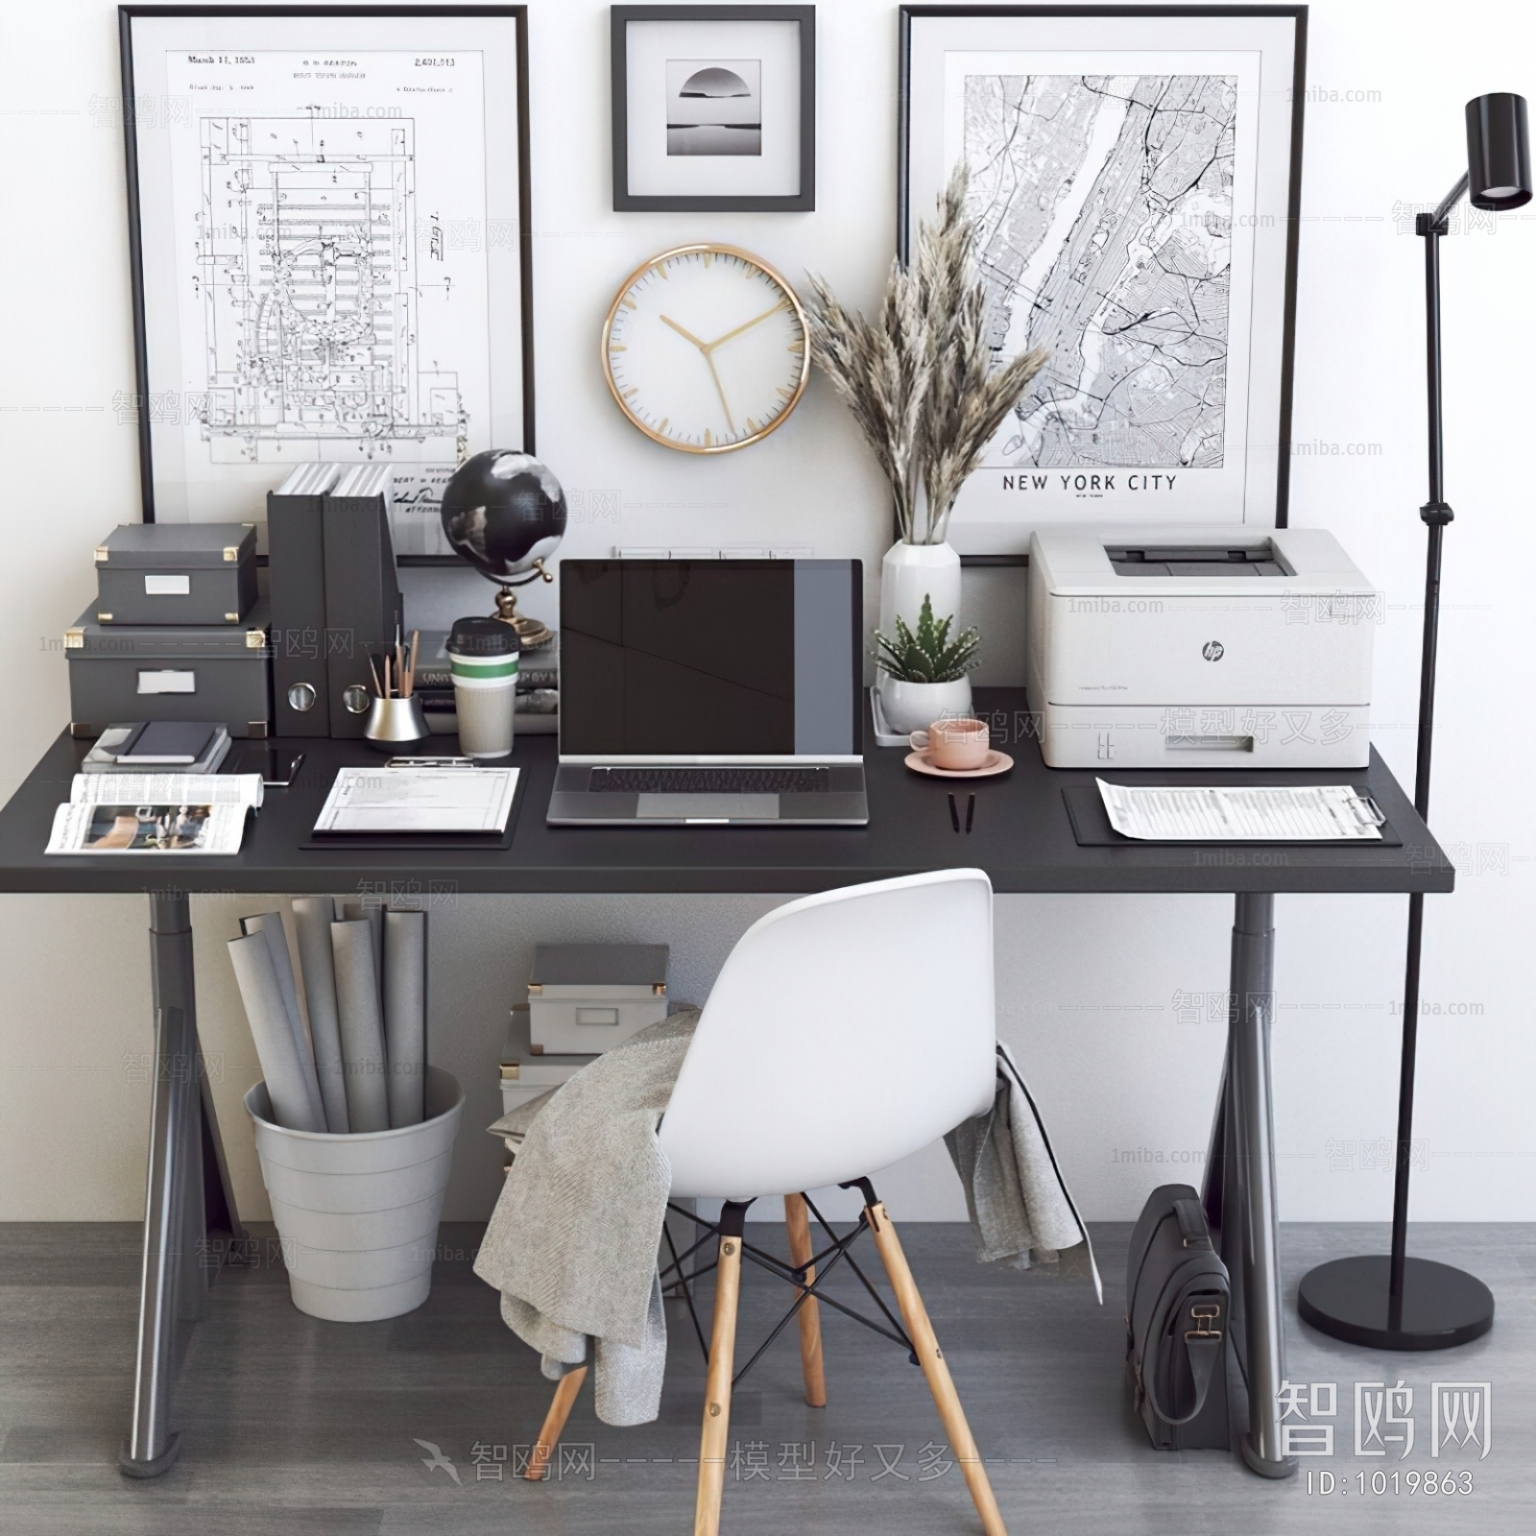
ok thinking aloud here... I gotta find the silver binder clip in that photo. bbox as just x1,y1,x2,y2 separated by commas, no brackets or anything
1354,793,1388,828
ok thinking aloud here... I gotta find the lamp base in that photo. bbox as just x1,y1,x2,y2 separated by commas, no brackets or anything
1297,1255,1493,1351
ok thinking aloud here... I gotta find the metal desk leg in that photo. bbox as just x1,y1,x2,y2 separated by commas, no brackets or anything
1226,893,1296,1479
119,892,240,1478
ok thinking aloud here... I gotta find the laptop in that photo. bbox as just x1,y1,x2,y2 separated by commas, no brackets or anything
548,559,868,826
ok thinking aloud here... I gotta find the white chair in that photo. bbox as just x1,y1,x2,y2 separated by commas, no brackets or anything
527,869,1006,1536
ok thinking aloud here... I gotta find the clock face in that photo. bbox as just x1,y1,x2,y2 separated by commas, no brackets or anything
603,245,809,452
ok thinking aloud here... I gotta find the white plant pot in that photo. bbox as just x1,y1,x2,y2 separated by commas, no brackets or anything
245,1065,464,1322
877,675,974,736
879,539,962,639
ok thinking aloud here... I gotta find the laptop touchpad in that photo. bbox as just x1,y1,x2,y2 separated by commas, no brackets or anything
636,794,781,820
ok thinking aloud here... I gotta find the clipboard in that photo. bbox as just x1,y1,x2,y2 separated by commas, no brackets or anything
302,764,525,851
1062,785,1403,848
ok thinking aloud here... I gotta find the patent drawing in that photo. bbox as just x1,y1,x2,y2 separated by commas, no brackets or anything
196,114,467,467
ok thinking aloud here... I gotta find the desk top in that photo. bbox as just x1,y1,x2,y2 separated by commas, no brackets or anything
0,691,1454,897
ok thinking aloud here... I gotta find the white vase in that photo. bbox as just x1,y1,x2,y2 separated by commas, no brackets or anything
878,675,974,736
878,538,962,640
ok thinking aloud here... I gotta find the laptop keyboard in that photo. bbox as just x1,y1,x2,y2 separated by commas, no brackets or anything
588,767,832,795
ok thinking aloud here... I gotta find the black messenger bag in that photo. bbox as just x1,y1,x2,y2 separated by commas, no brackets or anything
1125,1183,1231,1451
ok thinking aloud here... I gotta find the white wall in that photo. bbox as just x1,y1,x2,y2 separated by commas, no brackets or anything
2,0,1533,1226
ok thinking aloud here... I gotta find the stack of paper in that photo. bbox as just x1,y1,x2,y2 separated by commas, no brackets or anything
82,722,232,775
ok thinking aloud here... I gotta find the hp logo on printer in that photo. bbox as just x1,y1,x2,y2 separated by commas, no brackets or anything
1202,641,1225,662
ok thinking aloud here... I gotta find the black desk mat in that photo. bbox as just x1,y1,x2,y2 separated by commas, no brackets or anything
1062,784,1403,849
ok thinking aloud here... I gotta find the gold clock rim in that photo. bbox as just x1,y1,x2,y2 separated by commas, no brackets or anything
600,242,812,455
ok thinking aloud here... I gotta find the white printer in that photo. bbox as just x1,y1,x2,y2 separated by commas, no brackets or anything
1027,525,1379,769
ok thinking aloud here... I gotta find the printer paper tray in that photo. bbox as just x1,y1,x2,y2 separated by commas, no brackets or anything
1034,702,1371,769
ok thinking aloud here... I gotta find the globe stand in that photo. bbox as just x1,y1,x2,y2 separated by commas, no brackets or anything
491,559,554,650
440,449,566,647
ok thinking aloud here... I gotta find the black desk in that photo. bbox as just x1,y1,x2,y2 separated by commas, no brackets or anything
0,690,1454,1480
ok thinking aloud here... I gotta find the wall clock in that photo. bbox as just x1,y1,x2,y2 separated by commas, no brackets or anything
602,244,810,452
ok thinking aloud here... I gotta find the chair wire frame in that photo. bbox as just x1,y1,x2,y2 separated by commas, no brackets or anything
658,1187,917,1389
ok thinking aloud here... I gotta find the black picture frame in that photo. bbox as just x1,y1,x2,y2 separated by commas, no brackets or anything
119,5,535,560
611,4,815,212
898,5,1308,551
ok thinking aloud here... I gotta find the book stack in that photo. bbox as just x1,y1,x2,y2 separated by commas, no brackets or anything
413,630,559,736
82,721,231,774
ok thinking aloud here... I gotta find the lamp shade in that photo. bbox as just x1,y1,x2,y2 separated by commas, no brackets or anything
1465,92,1532,210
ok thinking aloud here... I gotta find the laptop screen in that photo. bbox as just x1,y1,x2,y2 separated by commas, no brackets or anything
558,560,862,758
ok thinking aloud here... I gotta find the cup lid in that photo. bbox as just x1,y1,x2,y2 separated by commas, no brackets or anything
448,616,520,656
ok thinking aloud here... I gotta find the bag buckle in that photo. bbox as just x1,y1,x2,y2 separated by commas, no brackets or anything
1186,1303,1222,1341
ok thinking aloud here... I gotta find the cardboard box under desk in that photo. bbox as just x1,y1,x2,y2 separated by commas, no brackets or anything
528,943,669,1055
528,994,670,1054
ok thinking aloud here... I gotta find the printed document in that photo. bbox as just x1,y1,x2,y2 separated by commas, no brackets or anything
314,766,519,835
1097,780,1384,842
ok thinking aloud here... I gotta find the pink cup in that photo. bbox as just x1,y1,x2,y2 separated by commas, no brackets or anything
909,717,990,770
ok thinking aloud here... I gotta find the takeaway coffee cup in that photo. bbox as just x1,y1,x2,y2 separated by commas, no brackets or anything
447,617,520,759
909,717,990,771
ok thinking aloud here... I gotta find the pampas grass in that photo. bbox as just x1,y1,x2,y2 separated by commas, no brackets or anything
807,164,1048,546
804,265,931,541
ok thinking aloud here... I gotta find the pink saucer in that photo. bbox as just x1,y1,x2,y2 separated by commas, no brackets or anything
904,749,1015,779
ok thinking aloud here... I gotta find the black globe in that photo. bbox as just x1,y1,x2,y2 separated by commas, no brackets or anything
440,450,566,582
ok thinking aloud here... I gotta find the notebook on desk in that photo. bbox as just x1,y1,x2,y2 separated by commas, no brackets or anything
547,559,868,826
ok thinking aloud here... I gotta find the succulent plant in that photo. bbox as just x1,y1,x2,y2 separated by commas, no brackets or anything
872,595,980,683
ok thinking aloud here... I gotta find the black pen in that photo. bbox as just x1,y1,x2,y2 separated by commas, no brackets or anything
965,793,976,833
948,792,960,833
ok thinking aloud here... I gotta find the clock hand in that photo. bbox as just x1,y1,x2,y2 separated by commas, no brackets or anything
659,313,712,351
701,300,791,352
704,351,735,435
659,311,735,432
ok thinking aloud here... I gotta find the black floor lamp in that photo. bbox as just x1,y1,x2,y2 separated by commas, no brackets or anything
1297,93,1531,1351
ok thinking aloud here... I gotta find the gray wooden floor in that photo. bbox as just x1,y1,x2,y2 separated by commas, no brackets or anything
0,1219,1528,1534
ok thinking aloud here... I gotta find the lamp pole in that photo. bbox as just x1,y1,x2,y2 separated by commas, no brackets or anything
1297,94,1530,1351
1389,199,1457,1326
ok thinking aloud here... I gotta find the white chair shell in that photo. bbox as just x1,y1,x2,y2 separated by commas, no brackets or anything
658,867,996,1200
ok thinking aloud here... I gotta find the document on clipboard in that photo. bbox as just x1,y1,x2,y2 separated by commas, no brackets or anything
314,765,519,836
1097,779,1386,842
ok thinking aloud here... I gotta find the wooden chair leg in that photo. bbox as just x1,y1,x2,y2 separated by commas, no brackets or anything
524,1365,588,1481
783,1193,827,1408
865,1201,1008,1536
695,1207,746,1536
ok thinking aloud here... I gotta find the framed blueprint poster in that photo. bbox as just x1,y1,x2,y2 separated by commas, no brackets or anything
899,7,1306,555
120,6,533,558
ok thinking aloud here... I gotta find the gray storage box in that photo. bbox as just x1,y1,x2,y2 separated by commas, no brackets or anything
66,598,272,738
94,523,258,626
528,944,669,1055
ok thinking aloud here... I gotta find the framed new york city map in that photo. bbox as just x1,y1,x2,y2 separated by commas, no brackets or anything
899,6,1306,554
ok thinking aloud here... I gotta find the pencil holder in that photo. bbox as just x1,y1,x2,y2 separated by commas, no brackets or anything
364,694,430,753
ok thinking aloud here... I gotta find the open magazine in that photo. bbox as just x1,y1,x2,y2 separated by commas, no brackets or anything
45,773,264,856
